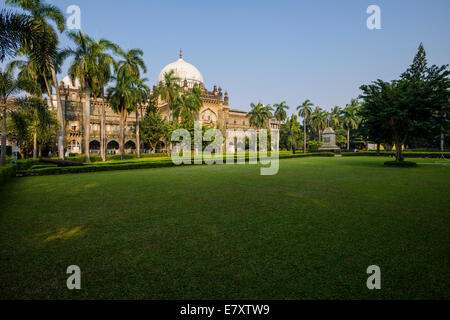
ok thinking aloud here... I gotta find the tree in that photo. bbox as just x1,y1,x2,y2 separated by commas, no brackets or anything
173,86,204,123
341,99,360,151
284,115,302,153
309,106,326,141
297,99,313,152
10,96,57,158
7,0,66,159
274,101,289,123
157,70,181,120
359,69,449,162
89,39,118,161
0,63,35,165
107,71,142,160
247,102,273,129
140,110,171,153
330,106,342,129
0,9,36,62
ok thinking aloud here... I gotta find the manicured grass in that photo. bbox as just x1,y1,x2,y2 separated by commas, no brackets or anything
0,157,449,299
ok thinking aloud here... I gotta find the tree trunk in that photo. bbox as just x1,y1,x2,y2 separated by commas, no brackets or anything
38,143,42,158
119,110,125,160
395,140,404,162
441,126,445,152
136,108,140,158
376,143,380,155
303,117,307,153
50,66,64,159
1,105,6,166
43,75,54,109
84,86,91,163
347,128,350,151
100,103,106,161
33,129,38,159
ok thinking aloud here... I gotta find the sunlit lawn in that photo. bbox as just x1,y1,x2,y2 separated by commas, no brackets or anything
0,156,449,299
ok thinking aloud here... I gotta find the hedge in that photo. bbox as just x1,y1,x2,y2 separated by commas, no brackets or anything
17,152,335,176
0,164,16,184
341,151,450,158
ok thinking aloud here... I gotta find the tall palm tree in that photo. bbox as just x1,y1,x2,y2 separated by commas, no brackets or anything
65,31,99,162
0,63,34,165
90,39,118,161
309,106,327,141
7,0,66,159
107,71,141,160
158,70,181,121
341,99,360,151
286,114,302,153
330,106,342,129
297,99,313,152
131,77,149,158
247,102,273,129
273,101,289,123
115,47,147,157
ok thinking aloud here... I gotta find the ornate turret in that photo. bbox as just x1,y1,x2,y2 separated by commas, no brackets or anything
224,91,229,105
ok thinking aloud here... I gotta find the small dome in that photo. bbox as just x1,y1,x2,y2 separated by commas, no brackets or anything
62,75,80,89
158,50,203,88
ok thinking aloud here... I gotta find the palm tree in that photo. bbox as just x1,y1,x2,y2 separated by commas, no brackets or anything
107,71,141,160
341,99,360,151
247,102,273,129
158,70,181,120
115,47,147,157
65,31,100,162
90,39,118,161
273,101,289,123
7,0,66,159
286,114,302,153
309,106,327,142
115,48,146,77
297,99,313,152
172,85,204,123
330,106,342,129
0,63,34,165
0,9,36,62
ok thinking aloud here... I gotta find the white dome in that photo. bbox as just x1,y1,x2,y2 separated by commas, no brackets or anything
62,75,80,89
158,50,203,87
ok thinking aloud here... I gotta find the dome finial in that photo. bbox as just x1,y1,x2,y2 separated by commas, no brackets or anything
179,48,182,59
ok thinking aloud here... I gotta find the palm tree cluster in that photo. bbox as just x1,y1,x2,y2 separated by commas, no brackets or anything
294,98,361,152
0,0,155,164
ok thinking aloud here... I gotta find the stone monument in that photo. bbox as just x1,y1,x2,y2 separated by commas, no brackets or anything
318,127,341,153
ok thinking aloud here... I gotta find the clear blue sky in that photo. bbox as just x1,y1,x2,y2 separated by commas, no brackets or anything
3,0,450,114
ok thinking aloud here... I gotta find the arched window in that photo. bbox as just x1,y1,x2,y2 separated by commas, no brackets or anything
68,140,81,154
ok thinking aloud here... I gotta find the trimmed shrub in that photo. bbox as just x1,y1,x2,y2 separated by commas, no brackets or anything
0,164,16,184
17,152,336,176
342,151,450,158
384,161,417,167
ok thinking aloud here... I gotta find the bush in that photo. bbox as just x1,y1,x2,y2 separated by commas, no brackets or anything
0,164,16,184
15,158,40,170
17,152,336,176
342,151,450,158
384,161,417,167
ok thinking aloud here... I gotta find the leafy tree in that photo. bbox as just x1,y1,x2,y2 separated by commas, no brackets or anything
1,62,35,165
297,99,314,153
6,0,66,159
359,45,450,162
247,102,273,129
274,101,289,123
282,114,302,153
140,110,171,153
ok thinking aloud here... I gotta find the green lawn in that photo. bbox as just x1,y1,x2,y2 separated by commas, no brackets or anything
1,156,449,299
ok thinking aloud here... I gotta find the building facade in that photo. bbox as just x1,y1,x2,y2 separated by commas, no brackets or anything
53,51,279,155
